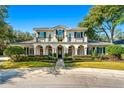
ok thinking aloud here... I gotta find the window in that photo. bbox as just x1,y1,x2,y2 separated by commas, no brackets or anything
56,30,64,41
76,32,81,38
74,32,83,38
68,33,71,41
30,48,34,55
39,32,46,38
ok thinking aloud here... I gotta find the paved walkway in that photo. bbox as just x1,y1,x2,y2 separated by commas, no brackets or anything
1,68,124,88
55,59,65,69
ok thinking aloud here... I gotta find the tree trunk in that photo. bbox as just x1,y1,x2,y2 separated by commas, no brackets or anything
104,30,111,42
101,27,111,42
110,27,115,43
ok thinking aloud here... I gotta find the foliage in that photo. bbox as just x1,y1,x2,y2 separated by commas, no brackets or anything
72,55,94,62
92,49,98,58
0,6,16,50
0,61,55,69
15,55,56,62
65,62,124,70
79,5,124,42
106,45,124,60
3,46,24,62
12,30,33,42
114,29,124,40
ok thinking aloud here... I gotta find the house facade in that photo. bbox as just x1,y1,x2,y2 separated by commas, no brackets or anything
11,25,111,58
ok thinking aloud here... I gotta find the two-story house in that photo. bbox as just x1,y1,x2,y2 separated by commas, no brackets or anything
11,25,111,58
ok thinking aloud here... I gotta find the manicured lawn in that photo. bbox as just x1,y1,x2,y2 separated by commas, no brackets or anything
65,61,124,70
0,61,55,69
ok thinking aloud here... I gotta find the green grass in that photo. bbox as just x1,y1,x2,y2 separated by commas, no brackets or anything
0,61,55,69
65,61,124,70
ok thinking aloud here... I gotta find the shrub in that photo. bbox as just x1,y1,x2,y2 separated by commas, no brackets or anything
3,46,24,62
16,55,56,62
53,53,56,57
92,49,98,59
106,45,124,61
73,55,94,62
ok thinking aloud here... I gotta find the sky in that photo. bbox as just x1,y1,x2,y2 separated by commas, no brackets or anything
6,5,92,33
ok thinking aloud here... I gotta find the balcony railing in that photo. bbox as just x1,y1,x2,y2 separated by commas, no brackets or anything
35,36,85,43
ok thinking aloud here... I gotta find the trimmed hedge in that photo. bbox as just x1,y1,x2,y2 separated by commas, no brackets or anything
15,55,57,62
73,55,94,62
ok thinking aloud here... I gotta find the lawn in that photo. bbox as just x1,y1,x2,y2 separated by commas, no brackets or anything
0,61,55,69
65,61,124,70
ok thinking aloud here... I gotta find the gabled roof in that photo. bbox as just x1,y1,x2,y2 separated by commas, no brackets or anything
51,25,70,30
33,25,87,32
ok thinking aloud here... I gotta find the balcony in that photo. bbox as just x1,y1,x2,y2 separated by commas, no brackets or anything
35,36,86,43
67,37,84,42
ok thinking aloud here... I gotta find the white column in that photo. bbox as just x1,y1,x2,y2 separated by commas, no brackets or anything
43,47,46,55
84,36,88,43
64,47,68,54
34,46,37,55
75,48,77,55
63,30,67,42
84,46,87,55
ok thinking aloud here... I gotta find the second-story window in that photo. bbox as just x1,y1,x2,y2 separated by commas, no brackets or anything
56,30,64,41
68,33,71,41
74,32,83,38
39,32,46,38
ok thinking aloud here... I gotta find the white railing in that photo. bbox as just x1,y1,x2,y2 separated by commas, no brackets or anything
35,37,85,43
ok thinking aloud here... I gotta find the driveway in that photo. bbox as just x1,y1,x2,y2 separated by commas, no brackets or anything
1,68,124,88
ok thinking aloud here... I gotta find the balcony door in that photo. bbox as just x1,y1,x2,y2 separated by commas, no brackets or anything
56,29,64,41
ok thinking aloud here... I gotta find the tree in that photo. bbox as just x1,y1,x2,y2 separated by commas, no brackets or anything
3,46,24,62
0,6,16,54
106,45,124,60
12,30,33,42
114,29,124,40
79,5,124,43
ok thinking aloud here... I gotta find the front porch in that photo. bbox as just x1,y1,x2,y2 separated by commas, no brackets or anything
22,44,107,58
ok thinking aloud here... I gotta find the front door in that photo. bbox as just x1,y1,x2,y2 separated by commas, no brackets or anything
58,46,62,58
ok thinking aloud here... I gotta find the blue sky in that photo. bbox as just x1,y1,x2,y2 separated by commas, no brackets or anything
6,5,92,33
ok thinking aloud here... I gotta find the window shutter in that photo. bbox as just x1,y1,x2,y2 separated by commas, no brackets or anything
74,32,76,38
38,32,40,37
44,32,46,38
81,32,83,38
63,30,64,37
56,30,58,35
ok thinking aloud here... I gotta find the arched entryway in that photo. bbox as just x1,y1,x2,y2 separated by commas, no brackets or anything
36,45,43,55
57,45,64,58
77,45,84,55
68,45,75,56
45,45,52,56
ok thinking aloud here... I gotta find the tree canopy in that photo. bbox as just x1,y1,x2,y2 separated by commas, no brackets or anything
0,6,33,55
79,5,124,43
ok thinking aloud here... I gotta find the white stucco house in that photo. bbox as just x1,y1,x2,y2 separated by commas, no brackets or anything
11,25,111,58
